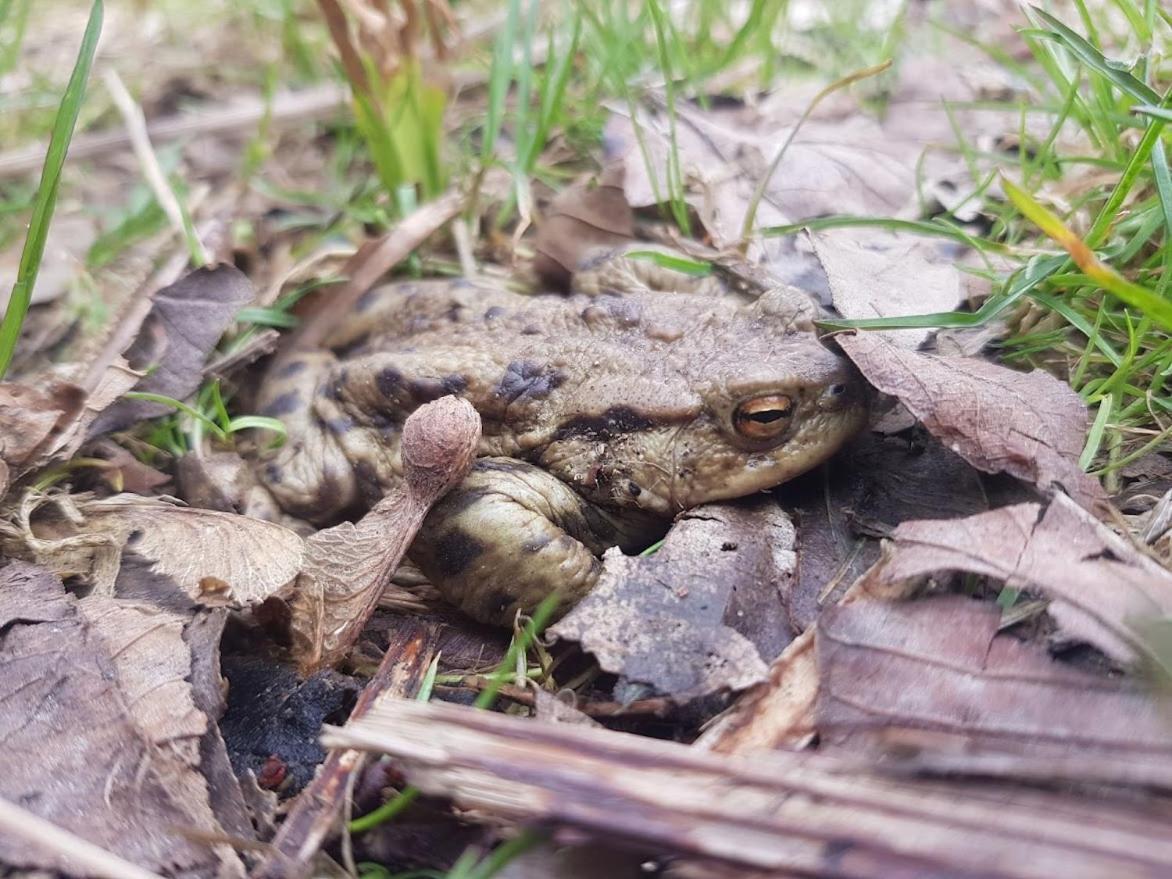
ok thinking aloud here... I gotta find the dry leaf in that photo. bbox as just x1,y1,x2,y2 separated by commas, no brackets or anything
858,495,1172,664
785,431,990,632
534,163,634,288
838,332,1105,511
816,596,1172,788
551,499,794,701
0,560,245,877
91,264,256,435
21,494,303,607
0,380,84,486
810,228,964,349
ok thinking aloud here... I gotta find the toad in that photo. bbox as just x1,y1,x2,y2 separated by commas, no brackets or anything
254,248,867,624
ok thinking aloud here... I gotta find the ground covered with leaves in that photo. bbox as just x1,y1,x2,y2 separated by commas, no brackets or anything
1,0,1171,877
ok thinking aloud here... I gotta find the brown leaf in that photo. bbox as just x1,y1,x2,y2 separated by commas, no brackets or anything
21,494,303,608
786,431,990,632
327,697,1172,879
605,101,913,238
810,228,964,349
816,596,1172,788
0,380,84,479
289,396,481,674
0,560,245,877
91,439,172,494
534,164,634,288
838,332,1105,511
551,499,794,700
90,264,256,435
858,495,1172,664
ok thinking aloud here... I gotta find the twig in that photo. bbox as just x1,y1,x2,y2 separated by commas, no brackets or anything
278,187,463,355
0,797,165,879
325,699,1172,878
0,84,349,180
103,69,210,267
250,619,440,879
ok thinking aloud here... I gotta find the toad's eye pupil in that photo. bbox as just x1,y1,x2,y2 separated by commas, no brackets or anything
748,409,786,423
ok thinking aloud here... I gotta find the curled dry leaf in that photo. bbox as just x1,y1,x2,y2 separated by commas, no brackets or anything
534,163,634,288
551,499,794,701
837,332,1105,511
816,596,1172,789
18,493,303,608
0,560,245,877
289,396,481,675
857,494,1172,665
90,264,256,435
0,380,84,494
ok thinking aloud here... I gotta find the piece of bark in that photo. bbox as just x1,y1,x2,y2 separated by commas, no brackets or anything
251,618,440,879
325,698,1172,879
837,332,1105,512
289,396,481,675
551,499,794,701
816,596,1172,789
857,494,1172,665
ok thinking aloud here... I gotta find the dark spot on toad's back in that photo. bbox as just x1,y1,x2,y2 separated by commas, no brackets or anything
495,360,567,405
261,391,303,417
324,368,349,401
433,485,494,518
356,288,380,312
377,367,403,397
409,375,467,401
484,306,506,321
442,374,469,394
324,416,354,434
353,460,382,501
264,462,283,484
274,359,308,379
434,529,485,577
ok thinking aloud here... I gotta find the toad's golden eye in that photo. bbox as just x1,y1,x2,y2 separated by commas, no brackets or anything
733,394,794,440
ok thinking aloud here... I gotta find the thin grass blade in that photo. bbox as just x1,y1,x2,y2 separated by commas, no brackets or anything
0,0,103,378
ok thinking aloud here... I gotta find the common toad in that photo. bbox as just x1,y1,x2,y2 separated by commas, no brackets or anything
255,248,867,624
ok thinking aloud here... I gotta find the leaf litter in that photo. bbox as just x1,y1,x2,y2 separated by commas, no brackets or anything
1,0,1170,876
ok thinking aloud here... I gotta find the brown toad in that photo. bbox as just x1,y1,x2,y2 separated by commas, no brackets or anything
254,249,867,624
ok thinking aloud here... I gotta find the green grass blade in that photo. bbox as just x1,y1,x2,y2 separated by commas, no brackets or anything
1150,138,1172,296
0,0,103,379
1002,176,1172,331
1029,6,1160,105
1134,105,1172,123
123,391,228,441
227,415,288,437
1079,394,1113,470
625,249,712,275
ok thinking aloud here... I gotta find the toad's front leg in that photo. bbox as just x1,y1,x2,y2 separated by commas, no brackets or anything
409,458,666,625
